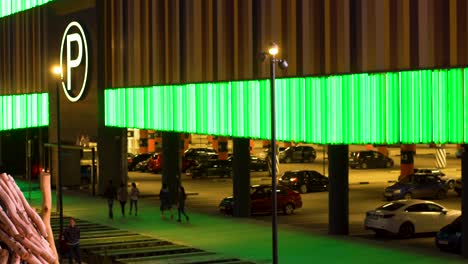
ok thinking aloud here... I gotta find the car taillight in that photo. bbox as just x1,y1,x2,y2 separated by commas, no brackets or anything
290,177,298,182
383,214,395,218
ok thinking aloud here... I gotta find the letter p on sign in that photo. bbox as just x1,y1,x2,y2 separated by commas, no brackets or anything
60,22,89,102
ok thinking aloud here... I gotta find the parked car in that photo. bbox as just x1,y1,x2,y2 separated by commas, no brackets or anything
436,216,462,253
454,178,462,196
135,158,151,172
384,173,448,200
186,159,232,178
279,146,316,163
405,168,456,189
364,200,461,237
219,184,302,215
280,170,328,193
349,150,393,169
127,153,135,167
147,153,162,173
184,148,217,160
227,155,268,172
128,153,153,171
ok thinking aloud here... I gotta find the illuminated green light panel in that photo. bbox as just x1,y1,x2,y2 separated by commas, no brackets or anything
0,0,54,19
104,68,468,144
0,93,49,131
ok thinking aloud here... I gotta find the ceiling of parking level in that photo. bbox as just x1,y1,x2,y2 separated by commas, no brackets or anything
104,67,468,144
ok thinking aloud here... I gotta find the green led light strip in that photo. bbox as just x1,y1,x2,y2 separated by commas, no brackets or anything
0,0,54,19
105,67,468,144
0,93,49,131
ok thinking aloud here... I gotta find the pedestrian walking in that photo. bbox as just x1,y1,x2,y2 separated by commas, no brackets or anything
63,217,81,264
160,183,174,219
117,182,128,217
129,182,140,216
104,180,117,219
177,185,189,222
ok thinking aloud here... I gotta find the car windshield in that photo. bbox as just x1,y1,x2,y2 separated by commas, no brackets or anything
281,171,299,180
398,175,412,183
376,202,406,211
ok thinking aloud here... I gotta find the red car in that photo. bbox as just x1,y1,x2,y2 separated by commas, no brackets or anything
147,153,199,173
147,153,162,173
219,184,302,215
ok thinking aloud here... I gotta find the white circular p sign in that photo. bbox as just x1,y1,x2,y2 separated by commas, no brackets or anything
60,21,89,102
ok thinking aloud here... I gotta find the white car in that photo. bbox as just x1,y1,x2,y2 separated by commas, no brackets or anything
364,200,461,237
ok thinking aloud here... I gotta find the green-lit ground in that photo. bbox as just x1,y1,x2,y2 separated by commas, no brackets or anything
19,180,465,264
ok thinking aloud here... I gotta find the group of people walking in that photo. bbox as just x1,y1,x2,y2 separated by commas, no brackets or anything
104,180,189,222
104,181,140,218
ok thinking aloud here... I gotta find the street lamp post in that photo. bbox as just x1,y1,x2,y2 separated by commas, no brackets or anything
263,42,288,264
52,66,63,259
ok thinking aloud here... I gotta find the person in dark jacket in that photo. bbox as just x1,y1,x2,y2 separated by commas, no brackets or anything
117,182,128,217
63,217,81,264
177,185,189,222
104,180,117,219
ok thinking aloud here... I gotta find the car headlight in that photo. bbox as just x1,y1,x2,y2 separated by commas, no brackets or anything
393,189,401,194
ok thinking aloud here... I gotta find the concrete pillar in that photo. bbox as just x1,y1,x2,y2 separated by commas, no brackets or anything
435,144,446,169
147,130,155,152
377,146,389,157
328,144,349,235
218,136,229,160
461,144,468,259
139,129,148,153
97,127,127,195
154,131,163,153
232,138,251,217
249,139,255,154
162,131,181,204
401,144,416,176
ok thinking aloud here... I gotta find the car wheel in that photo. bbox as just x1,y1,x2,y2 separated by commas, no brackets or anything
283,203,295,215
436,189,447,199
455,189,462,197
404,192,412,200
447,180,455,190
299,184,308,194
398,222,415,238
285,157,292,163
360,163,368,169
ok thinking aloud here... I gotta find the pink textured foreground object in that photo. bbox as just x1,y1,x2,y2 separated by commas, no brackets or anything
0,173,58,263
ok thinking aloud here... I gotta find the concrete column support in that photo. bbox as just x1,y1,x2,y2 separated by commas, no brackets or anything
97,127,127,195
401,144,416,176
218,136,229,160
139,130,148,153
162,131,181,204
232,138,251,217
328,144,349,235
461,144,468,259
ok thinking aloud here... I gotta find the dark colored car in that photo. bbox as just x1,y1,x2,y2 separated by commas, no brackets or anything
349,150,394,169
280,170,328,193
184,148,217,160
436,216,462,253
128,153,153,171
279,146,316,163
186,159,232,178
384,173,449,200
135,157,151,172
227,155,268,172
219,184,302,215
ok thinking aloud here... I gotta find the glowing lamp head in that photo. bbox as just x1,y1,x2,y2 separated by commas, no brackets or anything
268,42,279,56
52,66,62,76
